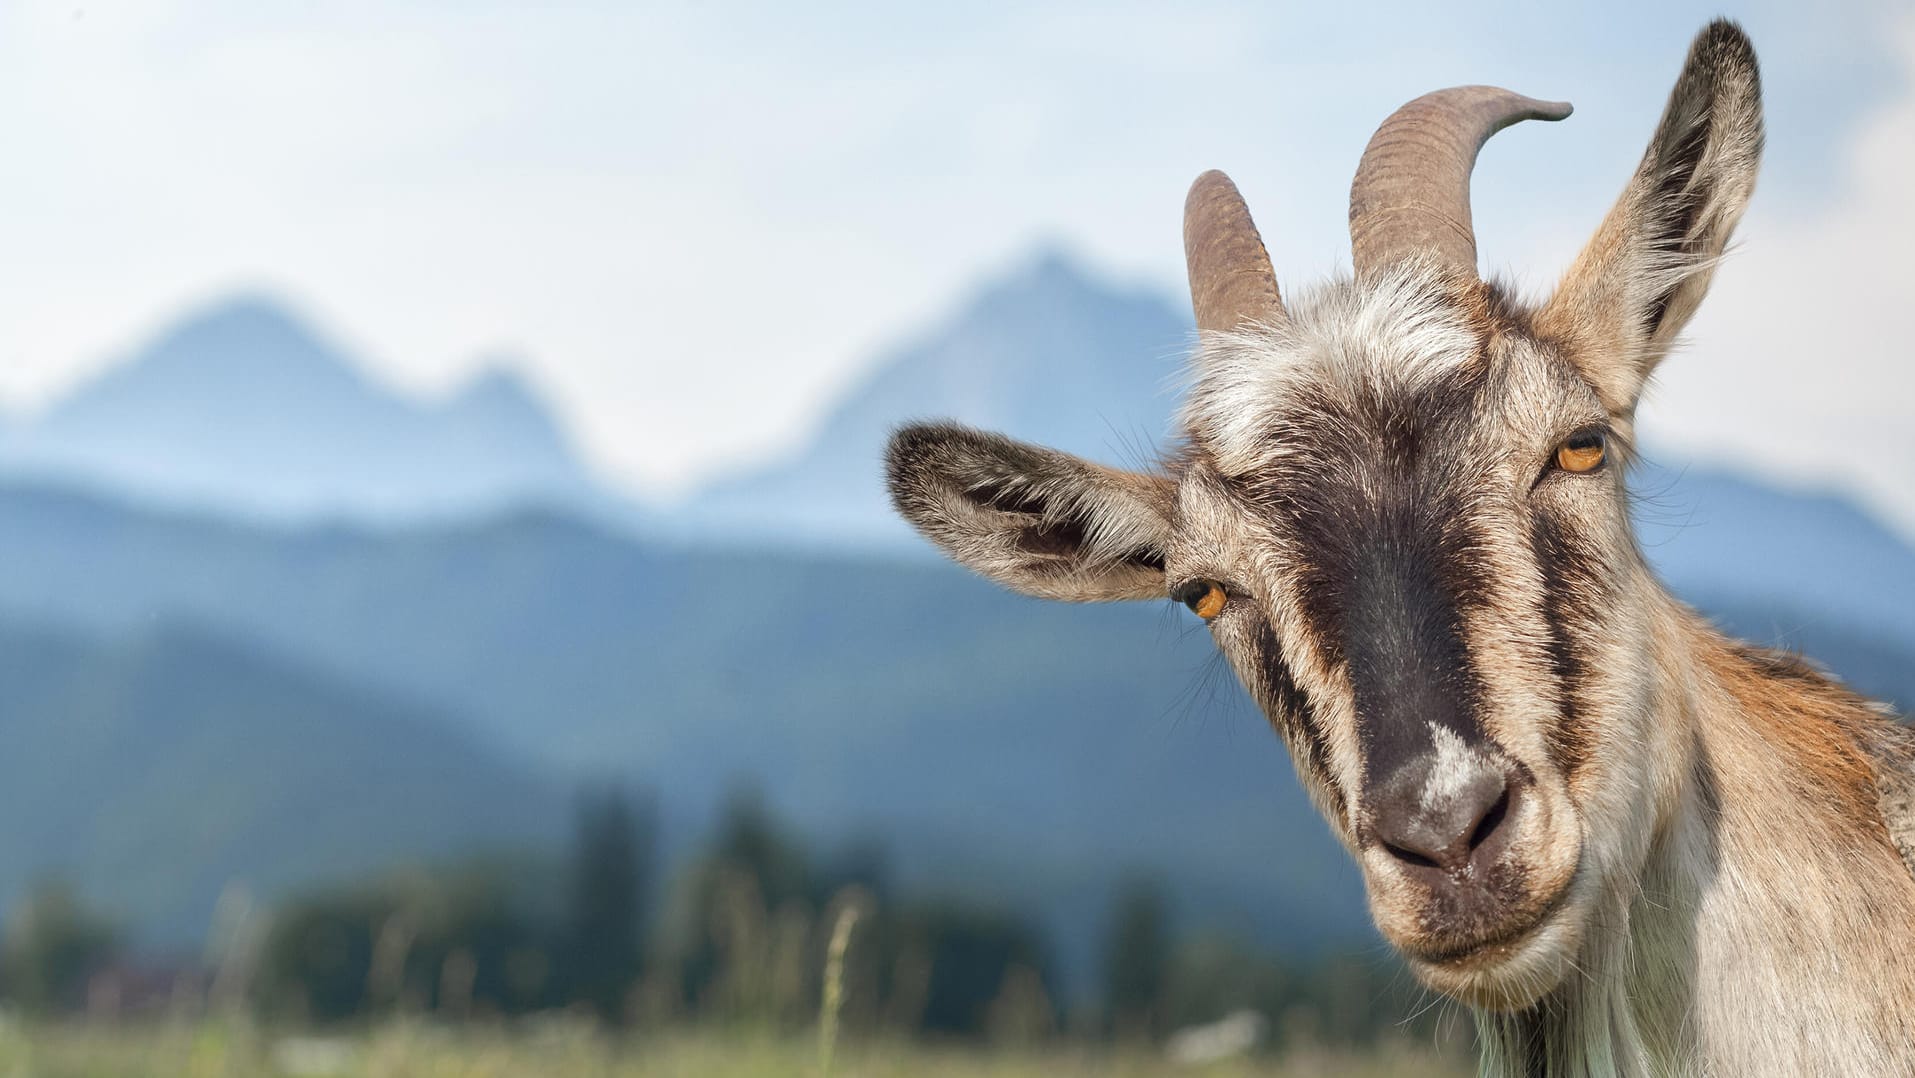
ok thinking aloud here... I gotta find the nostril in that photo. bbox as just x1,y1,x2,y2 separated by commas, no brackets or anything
1369,761,1513,874
1382,840,1441,870
1468,786,1512,852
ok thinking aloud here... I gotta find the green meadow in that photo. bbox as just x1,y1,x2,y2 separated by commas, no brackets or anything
0,1020,1469,1078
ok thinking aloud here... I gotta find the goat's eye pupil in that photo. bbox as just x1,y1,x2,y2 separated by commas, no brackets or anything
1555,431,1607,474
1173,579,1228,620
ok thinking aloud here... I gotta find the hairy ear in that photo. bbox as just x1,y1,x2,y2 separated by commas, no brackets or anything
1539,19,1763,416
885,422,1175,602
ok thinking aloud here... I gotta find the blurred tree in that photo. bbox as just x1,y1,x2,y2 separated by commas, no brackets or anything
1100,875,1171,1040
650,787,1068,1040
411,867,558,1016
1158,932,1439,1050
891,903,1054,1037
1159,932,1290,1035
563,785,655,1024
667,786,812,1015
710,787,812,908
259,891,381,1021
0,880,120,1014
258,861,555,1023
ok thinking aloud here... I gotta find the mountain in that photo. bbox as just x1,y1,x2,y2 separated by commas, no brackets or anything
0,617,568,944
0,296,612,523
673,250,1192,544
0,483,1908,983
0,485,1370,979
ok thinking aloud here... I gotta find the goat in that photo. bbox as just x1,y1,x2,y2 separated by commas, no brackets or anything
886,21,1915,1076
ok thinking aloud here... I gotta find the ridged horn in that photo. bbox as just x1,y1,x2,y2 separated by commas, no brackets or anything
1348,87,1572,279
1184,170,1284,333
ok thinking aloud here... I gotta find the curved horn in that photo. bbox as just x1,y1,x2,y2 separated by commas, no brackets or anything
1185,170,1284,333
1348,87,1571,279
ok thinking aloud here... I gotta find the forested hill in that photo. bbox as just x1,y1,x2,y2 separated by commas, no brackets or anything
0,480,1908,972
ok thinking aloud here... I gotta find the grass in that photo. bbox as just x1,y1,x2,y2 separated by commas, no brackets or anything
0,1017,1470,1077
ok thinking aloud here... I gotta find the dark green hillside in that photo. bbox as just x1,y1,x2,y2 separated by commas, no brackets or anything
0,486,1370,980
0,619,566,943
0,483,1906,982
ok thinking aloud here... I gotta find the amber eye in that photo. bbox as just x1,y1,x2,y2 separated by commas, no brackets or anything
1172,579,1228,620
1555,430,1607,474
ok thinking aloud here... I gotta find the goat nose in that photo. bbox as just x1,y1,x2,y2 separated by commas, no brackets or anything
1369,756,1513,875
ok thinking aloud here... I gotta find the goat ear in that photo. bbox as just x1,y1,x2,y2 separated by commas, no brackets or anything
885,422,1174,602
1539,20,1763,416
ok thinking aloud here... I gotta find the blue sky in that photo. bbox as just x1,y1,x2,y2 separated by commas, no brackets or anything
0,1,1911,529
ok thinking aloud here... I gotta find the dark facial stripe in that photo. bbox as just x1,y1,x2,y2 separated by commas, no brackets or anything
1250,618,1345,821
1528,509,1604,780
1248,371,1498,788
1334,503,1491,786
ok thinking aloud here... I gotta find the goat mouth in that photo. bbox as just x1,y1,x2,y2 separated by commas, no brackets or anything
1397,878,1574,970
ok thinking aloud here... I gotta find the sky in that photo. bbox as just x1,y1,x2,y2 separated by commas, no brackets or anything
0,0,1911,531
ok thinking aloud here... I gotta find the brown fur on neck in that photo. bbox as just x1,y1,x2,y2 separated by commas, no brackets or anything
1691,619,1911,864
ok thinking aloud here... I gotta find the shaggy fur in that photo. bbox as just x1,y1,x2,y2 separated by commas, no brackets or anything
884,20,1915,1075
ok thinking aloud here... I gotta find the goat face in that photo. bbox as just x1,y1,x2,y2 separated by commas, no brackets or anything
887,21,1761,1011
1166,268,1642,1008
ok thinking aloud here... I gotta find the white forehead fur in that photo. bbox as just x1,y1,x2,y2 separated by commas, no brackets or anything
1180,261,1481,476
